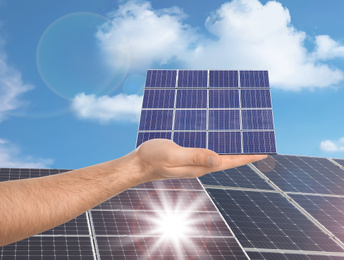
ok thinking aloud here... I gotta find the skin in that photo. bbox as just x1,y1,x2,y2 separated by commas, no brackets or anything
0,139,267,247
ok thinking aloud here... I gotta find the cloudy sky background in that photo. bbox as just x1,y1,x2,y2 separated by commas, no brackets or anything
0,0,344,169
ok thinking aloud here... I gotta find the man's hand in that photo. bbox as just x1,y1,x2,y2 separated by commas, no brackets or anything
134,139,267,181
0,139,266,246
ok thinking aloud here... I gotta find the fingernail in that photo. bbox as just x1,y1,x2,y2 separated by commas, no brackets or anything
208,155,220,167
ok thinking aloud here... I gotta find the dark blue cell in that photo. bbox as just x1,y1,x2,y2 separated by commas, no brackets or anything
209,90,239,108
177,70,207,88
241,90,272,108
208,132,241,154
176,89,207,108
173,132,207,148
241,110,274,130
208,110,240,130
240,70,269,88
145,70,177,88
138,110,173,130
142,89,175,108
209,70,238,88
243,131,276,153
174,110,206,130
136,132,172,147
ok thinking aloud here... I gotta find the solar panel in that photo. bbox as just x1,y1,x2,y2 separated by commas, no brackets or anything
207,189,344,252
254,155,344,195
137,70,277,154
3,154,344,259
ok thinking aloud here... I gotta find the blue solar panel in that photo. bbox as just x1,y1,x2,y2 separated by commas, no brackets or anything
242,110,274,130
137,70,276,154
207,189,344,252
209,70,238,88
145,70,176,88
139,110,173,130
173,132,207,148
208,132,242,154
240,70,269,88
176,89,207,108
142,89,175,108
243,131,276,153
209,110,240,130
241,89,272,108
174,110,207,130
178,70,207,88
255,155,344,195
209,89,239,108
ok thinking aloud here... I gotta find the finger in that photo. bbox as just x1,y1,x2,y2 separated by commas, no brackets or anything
173,146,222,168
215,154,268,171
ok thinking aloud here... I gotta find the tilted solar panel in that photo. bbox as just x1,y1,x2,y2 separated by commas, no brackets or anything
137,69,277,154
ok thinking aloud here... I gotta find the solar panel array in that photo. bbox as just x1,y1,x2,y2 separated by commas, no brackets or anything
2,155,344,259
198,154,344,259
137,70,276,154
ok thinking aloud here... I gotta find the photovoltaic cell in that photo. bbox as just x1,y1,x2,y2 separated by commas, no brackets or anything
176,89,207,108
209,89,240,108
145,70,176,88
208,132,241,154
139,110,173,130
209,110,240,130
137,70,276,154
209,70,238,88
173,131,207,148
177,70,208,88
241,89,272,108
174,110,207,130
242,110,274,130
142,89,175,108
240,70,269,88
243,131,276,154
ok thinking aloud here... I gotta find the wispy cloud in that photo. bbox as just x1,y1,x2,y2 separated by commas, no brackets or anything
96,0,344,91
0,37,33,121
320,138,344,152
0,139,54,168
71,93,142,123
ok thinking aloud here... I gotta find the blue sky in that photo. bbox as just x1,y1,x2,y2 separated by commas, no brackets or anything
0,0,344,169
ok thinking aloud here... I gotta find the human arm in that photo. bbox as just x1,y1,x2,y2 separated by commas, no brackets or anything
0,139,267,246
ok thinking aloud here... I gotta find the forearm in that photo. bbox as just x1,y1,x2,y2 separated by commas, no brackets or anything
0,151,146,246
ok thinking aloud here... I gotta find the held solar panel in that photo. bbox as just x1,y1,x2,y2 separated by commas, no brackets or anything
137,70,277,154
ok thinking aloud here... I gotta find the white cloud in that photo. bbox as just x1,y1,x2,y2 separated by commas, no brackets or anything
0,138,54,168
313,35,344,60
96,0,344,91
320,138,344,152
0,38,33,121
97,1,197,71
71,93,143,123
